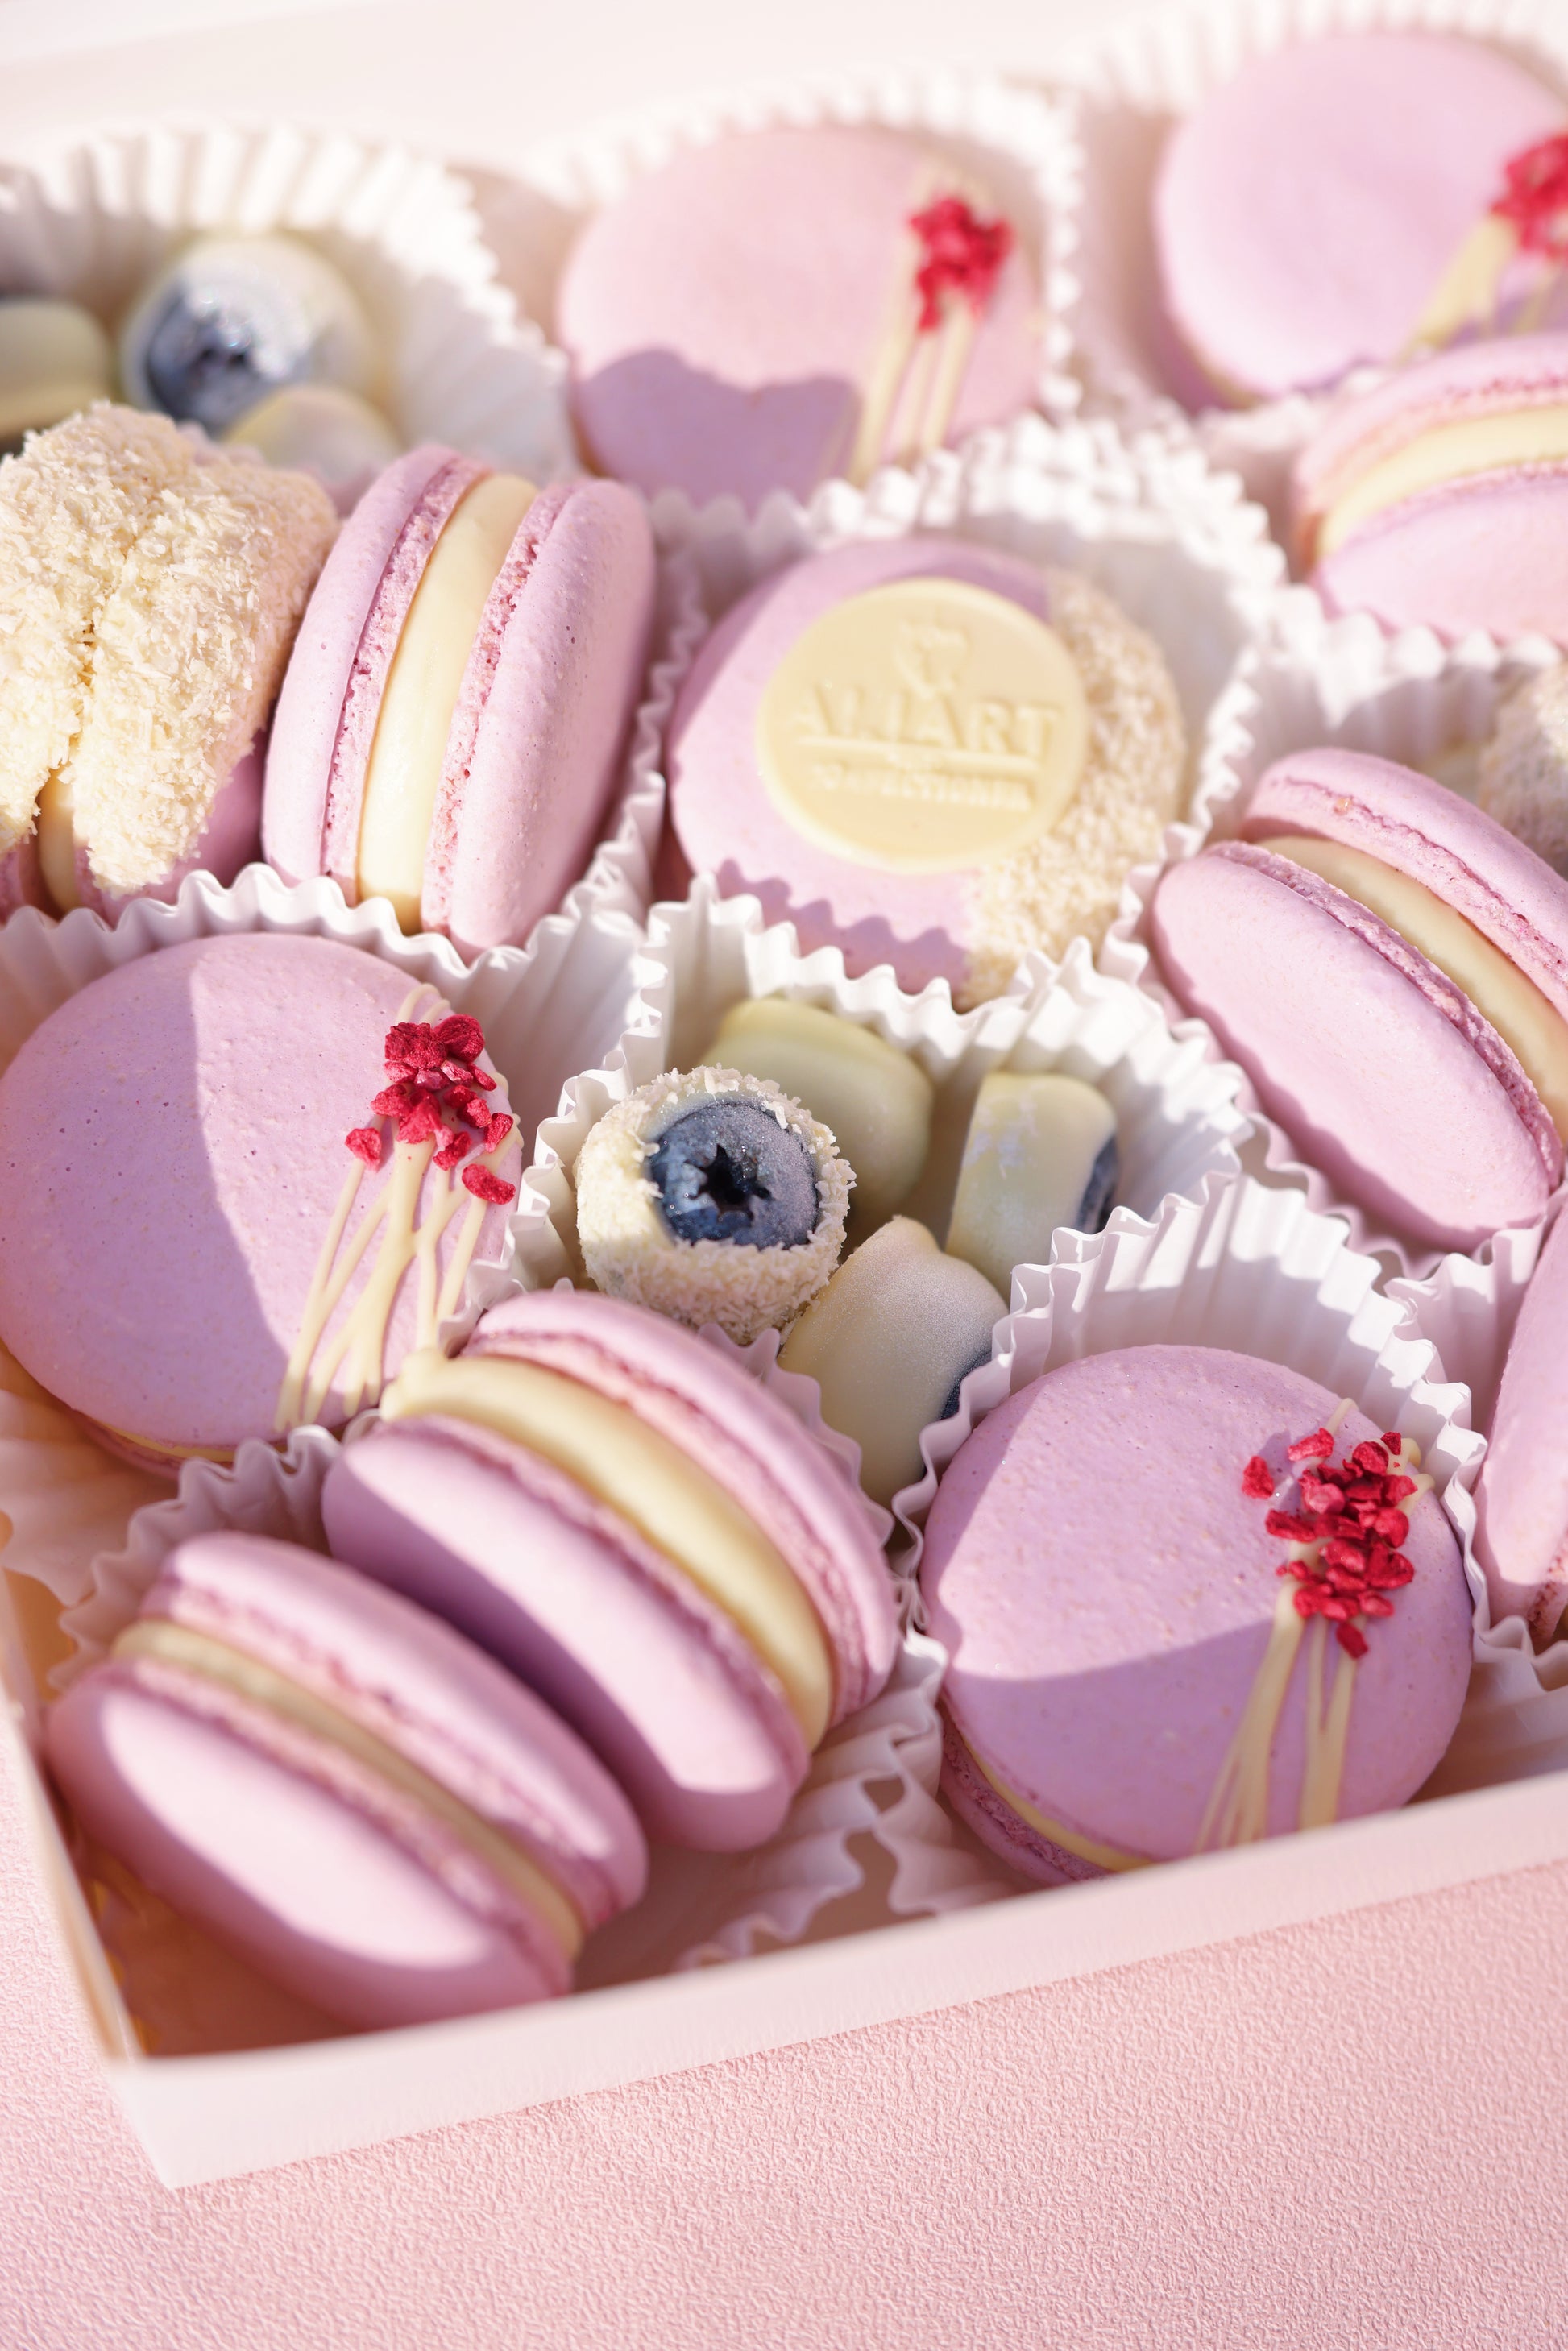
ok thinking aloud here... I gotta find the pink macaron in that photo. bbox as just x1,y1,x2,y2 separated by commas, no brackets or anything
320,1287,898,1851
0,933,521,1470
666,535,1186,1007
263,446,657,956
1151,747,1568,1254
1154,32,1566,407
921,1347,1471,1885
1473,1205,1568,1644
1294,334,1568,642
556,126,1042,509
48,1534,647,2030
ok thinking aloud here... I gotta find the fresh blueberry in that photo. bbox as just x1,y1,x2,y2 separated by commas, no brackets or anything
939,1346,992,1424
1076,1131,1118,1234
648,1098,819,1250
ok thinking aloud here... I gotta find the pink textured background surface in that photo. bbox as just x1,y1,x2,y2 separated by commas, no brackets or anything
4,1725,1564,2348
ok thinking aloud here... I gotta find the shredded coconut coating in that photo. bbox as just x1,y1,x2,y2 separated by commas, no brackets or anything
0,407,193,855
964,570,1188,1008
1479,664,1568,880
574,1065,852,1347
0,402,338,890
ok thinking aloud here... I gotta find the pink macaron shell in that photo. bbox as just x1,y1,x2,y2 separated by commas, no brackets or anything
321,1414,808,1851
0,835,47,916
667,535,1053,1000
1152,843,1558,1253
48,1660,566,2030
1293,333,1568,531
145,1533,646,1927
421,478,657,956
1474,1205,1568,1641
1311,465,1568,643
0,934,520,1453
465,1290,897,1723
1154,34,1563,404
558,126,1041,508
1241,745,1568,1023
261,445,478,890
920,1348,1472,1873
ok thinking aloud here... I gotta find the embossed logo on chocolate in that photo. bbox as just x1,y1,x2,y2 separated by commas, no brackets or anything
756,578,1089,873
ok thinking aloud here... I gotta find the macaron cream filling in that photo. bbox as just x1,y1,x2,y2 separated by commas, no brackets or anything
1259,831,1568,1136
379,1347,835,1748
111,1615,586,1960
357,470,536,931
1308,404,1568,562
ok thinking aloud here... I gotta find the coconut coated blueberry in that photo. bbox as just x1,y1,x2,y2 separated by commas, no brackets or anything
648,1098,819,1250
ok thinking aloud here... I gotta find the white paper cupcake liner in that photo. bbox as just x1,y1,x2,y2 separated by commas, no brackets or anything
512,876,1263,1314
1060,0,1568,558
468,66,1084,459
0,121,575,479
1103,594,1568,1286
0,860,657,1611
881,1170,1545,1900
23,1307,986,2057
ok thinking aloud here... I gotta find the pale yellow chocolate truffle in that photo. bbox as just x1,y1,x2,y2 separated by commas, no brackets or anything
945,1071,1118,1296
779,1217,1005,1508
705,997,933,1230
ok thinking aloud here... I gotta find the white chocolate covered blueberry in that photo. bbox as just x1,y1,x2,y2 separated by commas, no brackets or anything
705,997,933,1229
945,1071,1118,1295
120,234,377,435
778,1216,1005,1508
575,1065,852,1346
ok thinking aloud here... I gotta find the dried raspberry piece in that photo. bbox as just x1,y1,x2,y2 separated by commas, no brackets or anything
433,1012,485,1064
1287,1428,1335,1463
463,1164,516,1206
345,1126,384,1168
1242,1455,1275,1499
908,195,1014,332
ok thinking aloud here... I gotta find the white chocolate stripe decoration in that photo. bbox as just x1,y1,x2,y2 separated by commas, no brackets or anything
844,172,1016,487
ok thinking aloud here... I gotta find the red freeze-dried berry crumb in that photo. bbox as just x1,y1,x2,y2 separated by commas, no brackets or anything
344,1014,516,1205
463,1164,515,1205
1493,131,1568,259
908,195,1014,332
1245,1419,1419,1656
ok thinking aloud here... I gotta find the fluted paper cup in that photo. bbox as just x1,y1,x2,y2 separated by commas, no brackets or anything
888,1173,1498,1897
1060,0,1568,551
1104,594,1567,1281
0,120,576,478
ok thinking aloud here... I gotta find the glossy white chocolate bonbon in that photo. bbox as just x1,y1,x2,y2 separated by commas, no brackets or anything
705,997,934,1229
0,299,113,442
226,383,400,496
778,1216,1005,1508
945,1071,1118,1296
